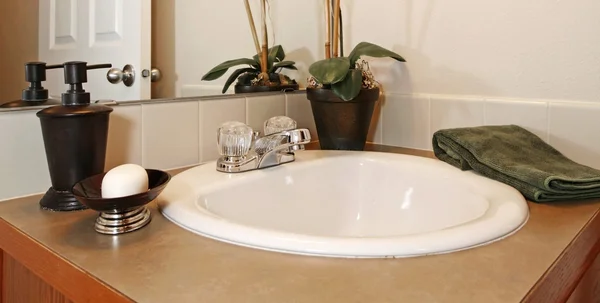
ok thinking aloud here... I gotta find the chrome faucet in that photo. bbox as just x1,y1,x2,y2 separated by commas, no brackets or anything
216,116,311,173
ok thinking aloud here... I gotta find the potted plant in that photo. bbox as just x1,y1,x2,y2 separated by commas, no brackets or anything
306,0,406,150
201,0,299,94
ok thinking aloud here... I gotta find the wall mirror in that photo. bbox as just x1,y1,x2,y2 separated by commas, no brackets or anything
6,1,585,110
0,0,349,107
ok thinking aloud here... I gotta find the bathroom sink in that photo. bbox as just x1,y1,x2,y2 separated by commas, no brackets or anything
158,150,529,258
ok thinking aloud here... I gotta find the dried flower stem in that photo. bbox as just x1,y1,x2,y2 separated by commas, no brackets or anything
332,0,341,57
244,0,261,55
338,5,344,57
324,0,331,59
260,0,268,74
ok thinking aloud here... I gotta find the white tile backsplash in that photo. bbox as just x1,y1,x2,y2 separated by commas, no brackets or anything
0,111,49,201
430,96,485,138
3,92,600,201
142,101,200,169
106,104,142,170
484,99,549,142
199,97,246,162
285,93,317,140
549,102,600,169
246,94,285,131
382,94,430,149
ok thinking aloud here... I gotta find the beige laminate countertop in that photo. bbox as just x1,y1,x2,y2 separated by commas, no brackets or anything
1,145,600,302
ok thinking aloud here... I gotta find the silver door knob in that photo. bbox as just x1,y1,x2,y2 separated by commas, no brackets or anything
107,64,135,87
142,67,162,82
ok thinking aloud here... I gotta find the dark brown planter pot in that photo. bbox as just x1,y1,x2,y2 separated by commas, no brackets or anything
234,84,299,94
307,87,380,151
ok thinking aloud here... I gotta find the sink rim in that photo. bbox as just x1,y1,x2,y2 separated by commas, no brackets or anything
158,150,529,258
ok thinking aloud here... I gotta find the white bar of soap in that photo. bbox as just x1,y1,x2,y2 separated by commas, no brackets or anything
101,164,149,198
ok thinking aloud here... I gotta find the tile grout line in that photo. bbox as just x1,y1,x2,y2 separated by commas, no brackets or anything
140,104,145,167
197,101,203,164
427,94,433,148
135,105,142,166
245,97,250,125
380,94,385,145
482,97,488,125
427,94,432,150
546,101,551,143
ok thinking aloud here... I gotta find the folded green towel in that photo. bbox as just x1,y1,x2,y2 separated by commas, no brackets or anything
432,125,600,202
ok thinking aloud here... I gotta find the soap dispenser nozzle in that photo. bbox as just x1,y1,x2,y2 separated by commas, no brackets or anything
61,61,112,106
0,62,64,108
21,62,63,102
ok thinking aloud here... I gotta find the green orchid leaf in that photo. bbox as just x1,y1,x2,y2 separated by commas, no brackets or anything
268,45,285,62
308,57,350,85
331,69,363,101
253,45,286,70
348,42,406,66
270,61,296,73
202,58,258,81
253,45,286,62
252,54,261,64
222,67,257,94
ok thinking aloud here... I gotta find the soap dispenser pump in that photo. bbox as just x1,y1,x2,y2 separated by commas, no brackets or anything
0,62,63,108
36,61,113,211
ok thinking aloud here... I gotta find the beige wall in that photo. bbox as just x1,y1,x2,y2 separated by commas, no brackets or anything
151,0,175,99
0,0,39,103
177,1,600,102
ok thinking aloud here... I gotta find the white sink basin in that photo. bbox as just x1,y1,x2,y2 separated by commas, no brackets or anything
159,150,529,258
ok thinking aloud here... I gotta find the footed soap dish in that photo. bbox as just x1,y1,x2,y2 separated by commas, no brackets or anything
72,169,171,235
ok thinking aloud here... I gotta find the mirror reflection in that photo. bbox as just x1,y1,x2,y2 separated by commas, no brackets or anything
1,1,327,107
4,1,409,108
3,0,595,110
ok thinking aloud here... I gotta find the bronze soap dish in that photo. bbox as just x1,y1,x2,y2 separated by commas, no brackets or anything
72,169,171,235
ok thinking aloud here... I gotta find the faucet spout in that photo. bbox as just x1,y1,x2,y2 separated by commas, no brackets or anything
215,119,311,173
255,129,311,155
254,129,311,168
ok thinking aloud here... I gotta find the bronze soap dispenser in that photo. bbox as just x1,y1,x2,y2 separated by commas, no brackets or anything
37,61,113,211
0,62,63,108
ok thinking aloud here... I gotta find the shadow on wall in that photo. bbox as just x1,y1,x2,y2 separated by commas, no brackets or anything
264,0,324,88
284,47,317,88
151,0,177,99
366,0,498,97
549,133,600,171
379,45,498,97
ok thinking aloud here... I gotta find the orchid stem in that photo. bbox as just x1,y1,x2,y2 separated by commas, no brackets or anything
243,0,261,55
332,0,341,57
260,0,268,74
339,5,344,57
324,0,331,59
333,0,340,58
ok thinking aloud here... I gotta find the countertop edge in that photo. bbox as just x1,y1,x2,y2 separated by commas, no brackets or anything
523,206,600,302
0,218,133,303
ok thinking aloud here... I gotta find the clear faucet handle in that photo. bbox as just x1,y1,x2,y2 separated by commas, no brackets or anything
264,116,297,135
217,121,253,157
